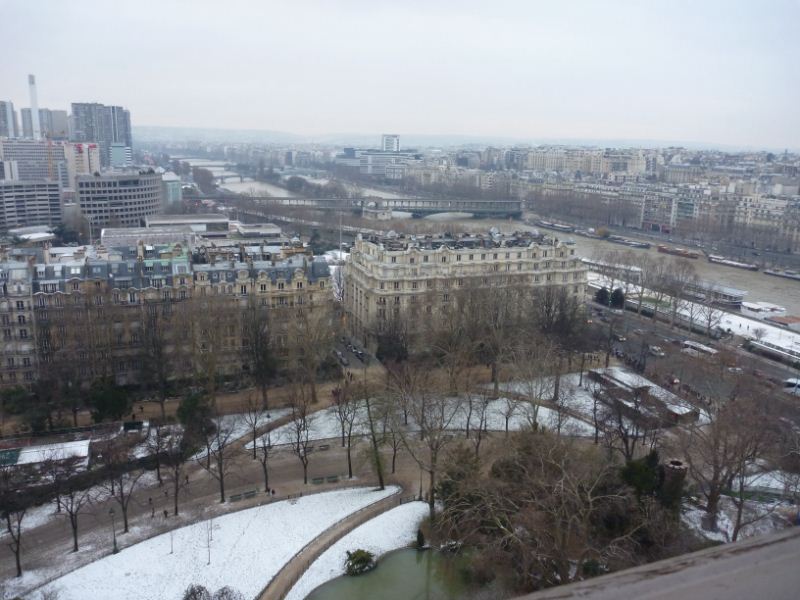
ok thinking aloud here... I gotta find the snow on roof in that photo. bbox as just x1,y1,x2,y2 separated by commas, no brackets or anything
13,439,90,466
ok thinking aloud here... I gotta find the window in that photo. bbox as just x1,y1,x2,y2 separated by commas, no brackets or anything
423,256,429,263
391,256,396,263
380,282,385,290
394,296,400,305
296,282,303,289
410,257,415,264
481,253,486,260
260,284,267,292
241,285,248,295
393,282,400,290
1,316,8,325
278,282,284,290
23,357,30,367
17,315,25,325
179,291,187,300
15,301,24,310
469,254,473,260
412,281,418,289
19,329,27,339
72,282,80,291
441,256,446,263
493,253,498,259
456,255,461,261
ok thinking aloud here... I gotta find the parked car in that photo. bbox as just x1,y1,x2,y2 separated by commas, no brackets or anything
613,333,627,342
649,345,665,357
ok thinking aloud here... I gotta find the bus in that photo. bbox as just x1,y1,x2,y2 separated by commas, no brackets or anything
682,340,718,356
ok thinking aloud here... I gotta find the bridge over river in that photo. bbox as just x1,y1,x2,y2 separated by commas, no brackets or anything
217,194,522,218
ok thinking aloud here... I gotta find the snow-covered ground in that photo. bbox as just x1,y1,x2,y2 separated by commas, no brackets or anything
681,496,789,544
12,439,91,468
285,501,429,600
28,487,398,600
248,395,595,450
193,409,291,459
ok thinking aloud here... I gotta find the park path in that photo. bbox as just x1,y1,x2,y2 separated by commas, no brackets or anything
257,486,408,600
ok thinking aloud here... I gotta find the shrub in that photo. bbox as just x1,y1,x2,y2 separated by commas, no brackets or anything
344,549,376,576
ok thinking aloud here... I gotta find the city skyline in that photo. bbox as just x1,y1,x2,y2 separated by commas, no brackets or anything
2,0,798,151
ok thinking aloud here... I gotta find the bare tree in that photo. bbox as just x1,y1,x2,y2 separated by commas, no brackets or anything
0,465,37,577
60,483,95,553
241,395,268,461
102,438,146,533
162,426,189,516
332,381,360,479
288,385,312,484
197,413,240,503
395,369,461,520
256,429,273,493
241,300,277,410
698,298,723,338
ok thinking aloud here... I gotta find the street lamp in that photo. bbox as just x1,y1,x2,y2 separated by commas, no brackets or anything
109,507,118,554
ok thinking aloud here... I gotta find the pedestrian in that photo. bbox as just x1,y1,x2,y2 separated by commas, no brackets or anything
271,489,275,497
163,510,168,519
149,497,154,518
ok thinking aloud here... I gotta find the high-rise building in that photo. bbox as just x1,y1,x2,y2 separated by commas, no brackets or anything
70,103,132,166
28,75,41,140
0,101,18,138
22,109,70,140
0,180,62,228
76,171,163,227
381,134,400,152
64,142,102,187
0,139,68,186
0,161,19,181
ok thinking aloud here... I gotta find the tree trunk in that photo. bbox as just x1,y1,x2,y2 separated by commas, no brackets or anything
218,473,226,503
121,502,129,533
391,447,397,474
302,461,308,485
428,469,436,521
70,517,79,552
347,442,353,479
260,383,269,411
261,460,269,493
174,477,180,516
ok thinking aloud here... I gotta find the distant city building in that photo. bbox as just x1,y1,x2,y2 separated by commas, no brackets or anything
22,108,70,140
0,101,18,138
109,143,132,167
76,171,163,228
381,134,400,152
0,161,19,181
70,102,132,166
161,171,183,205
0,139,68,186
64,142,102,187
0,180,62,228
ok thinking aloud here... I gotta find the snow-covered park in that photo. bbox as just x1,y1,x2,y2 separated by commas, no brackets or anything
247,394,595,450
27,486,398,600
285,501,429,600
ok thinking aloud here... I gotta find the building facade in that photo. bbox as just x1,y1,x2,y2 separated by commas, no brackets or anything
70,103,132,166
0,243,332,389
0,180,62,229
344,231,587,346
0,101,18,138
0,139,68,186
76,171,164,228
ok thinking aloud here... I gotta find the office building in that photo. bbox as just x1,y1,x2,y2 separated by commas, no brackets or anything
381,134,400,152
161,171,183,206
109,143,132,167
64,142,102,187
23,108,69,140
70,103,132,166
0,139,68,186
0,180,62,228
0,161,19,181
344,231,587,346
0,101,18,138
76,171,164,227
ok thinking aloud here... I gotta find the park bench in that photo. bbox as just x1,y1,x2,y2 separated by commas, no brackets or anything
229,494,242,503
311,477,325,485
326,475,339,483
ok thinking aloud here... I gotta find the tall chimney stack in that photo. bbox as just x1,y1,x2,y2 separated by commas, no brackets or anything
28,74,41,140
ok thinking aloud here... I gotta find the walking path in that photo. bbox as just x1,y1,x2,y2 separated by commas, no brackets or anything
257,486,408,600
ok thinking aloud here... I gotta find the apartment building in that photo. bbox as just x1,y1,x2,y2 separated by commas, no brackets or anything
0,180,62,229
343,231,587,346
0,242,331,389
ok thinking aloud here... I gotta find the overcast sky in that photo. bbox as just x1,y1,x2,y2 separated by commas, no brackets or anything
2,0,798,149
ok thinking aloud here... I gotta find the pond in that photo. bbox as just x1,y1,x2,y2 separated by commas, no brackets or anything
306,548,481,600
